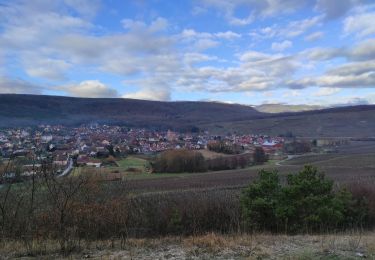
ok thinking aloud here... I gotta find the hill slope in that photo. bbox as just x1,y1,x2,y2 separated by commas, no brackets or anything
204,105,375,137
255,104,323,113
1,94,375,137
0,94,263,130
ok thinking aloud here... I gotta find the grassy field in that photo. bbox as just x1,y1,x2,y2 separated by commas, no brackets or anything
72,156,153,180
116,156,150,170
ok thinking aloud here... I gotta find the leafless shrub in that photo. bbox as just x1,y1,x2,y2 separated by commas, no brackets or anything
127,189,241,237
347,182,375,227
0,159,129,255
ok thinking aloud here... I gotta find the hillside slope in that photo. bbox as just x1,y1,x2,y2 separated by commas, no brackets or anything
0,94,262,129
204,105,375,137
255,104,323,113
1,94,375,137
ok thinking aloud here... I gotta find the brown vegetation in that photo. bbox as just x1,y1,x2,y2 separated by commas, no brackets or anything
348,183,375,227
152,150,206,173
0,162,129,254
1,232,374,259
152,149,252,173
207,141,242,154
1,149,375,257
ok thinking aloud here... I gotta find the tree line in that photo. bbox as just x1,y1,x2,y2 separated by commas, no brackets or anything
207,141,242,154
151,149,263,173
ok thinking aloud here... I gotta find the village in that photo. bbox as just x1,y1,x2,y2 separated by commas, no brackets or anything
0,124,291,178
1,123,354,183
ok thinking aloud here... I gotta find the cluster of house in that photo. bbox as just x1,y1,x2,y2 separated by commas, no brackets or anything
0,124,285,170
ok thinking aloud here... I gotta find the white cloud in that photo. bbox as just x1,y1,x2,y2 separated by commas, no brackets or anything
60,80,118,98
0,2,177,89
0,1,91,80
63,0,101,18
271,40,293,51
194,38,219,50
198,0,308,25
0,10,90,50
0,0,373,103
305,47,345,61
123,88,171,101
304,38,375,61
287,60,375,89
183,53,218,65
314,87,340,96
344,11,375,38
239,51,272,62
285,16,323,37
172,51,299,93
22,55,71,80
122,17,168,32
252,16,322,40
214,31,241,40
0,76,42,94
180,29,241,42
315,0,359,20
178,29,241,51
349,38,375,60
304,31,324,41
327,60,375,78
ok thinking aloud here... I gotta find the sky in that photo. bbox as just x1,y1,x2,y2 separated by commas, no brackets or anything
0,0,374,106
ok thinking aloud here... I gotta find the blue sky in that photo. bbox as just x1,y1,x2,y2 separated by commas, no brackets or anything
0,0,374,106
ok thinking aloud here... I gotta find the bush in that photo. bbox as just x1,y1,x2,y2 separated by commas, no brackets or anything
347,183,375,227
240,170,280,231
127,189,241,236
276,166,347,233
241,166,368,233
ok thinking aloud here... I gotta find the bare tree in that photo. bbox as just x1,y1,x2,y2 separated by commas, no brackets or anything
41,165,89,253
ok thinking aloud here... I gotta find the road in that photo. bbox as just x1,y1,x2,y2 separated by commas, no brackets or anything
57,158,74,177
275,154,304,166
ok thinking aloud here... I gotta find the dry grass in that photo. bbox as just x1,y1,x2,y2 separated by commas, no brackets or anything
0,239,61,258
2,232,374,259
183,233,228,253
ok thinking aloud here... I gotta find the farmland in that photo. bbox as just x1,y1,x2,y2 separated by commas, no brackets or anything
122,141,375,194
67,141,375,194
66,141,375,195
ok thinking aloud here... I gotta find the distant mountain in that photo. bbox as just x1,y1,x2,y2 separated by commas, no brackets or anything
255,104,323,113
1,94,375,137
